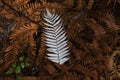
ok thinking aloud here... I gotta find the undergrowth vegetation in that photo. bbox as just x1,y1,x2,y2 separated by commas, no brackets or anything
0,0,120,80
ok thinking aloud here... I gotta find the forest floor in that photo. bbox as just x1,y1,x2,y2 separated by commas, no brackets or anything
0,0,120,80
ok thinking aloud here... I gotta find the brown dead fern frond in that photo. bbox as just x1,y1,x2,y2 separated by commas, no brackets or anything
71,63,97,79
86,0,94,10
102,13,120,31
106,0,120,5
9,23,38,54
62,0,74,8
36,32,46,66
4,23,38,66
75,0,85,11
15,2,43,22
107,48,120,80
86,19,106,41
63,72,79,80
0,2,15,19
6,0,42,21
0,0,46,25
4,0,30,7
71,46,83,60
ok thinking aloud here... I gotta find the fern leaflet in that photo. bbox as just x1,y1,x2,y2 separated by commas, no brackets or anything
43,9,70,65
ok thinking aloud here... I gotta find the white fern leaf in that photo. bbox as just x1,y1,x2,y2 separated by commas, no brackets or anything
43,9,70,65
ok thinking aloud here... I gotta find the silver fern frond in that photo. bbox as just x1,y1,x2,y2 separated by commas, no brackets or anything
43,9,70,65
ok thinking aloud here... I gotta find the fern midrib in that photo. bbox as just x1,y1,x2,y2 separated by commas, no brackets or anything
52,23,61,63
